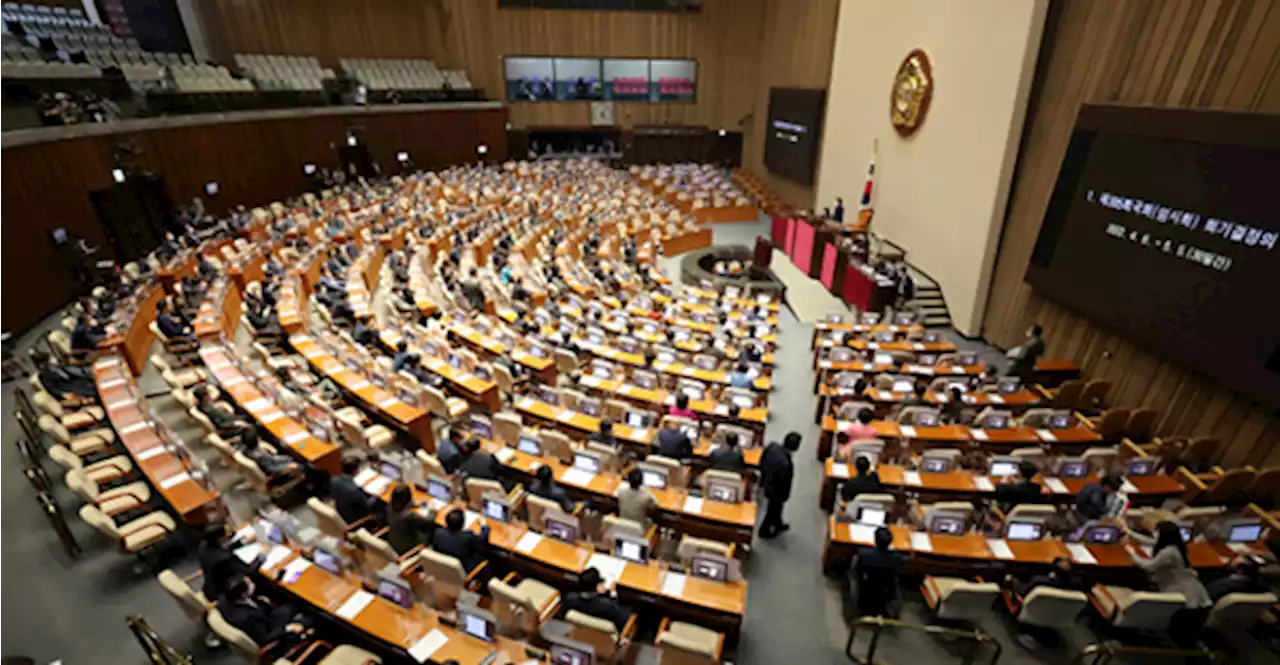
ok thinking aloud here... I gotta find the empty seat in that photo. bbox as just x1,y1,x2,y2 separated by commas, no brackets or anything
1090,585,1185,630
921,575,1000,621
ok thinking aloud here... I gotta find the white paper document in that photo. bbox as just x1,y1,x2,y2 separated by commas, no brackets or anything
284,430,310,445
830,463,850,478
262,545,292,571
408,629,449,663
1120,479,1139,494
347,379,370,391
1066,543,1097,565
159,472,191,489
233,543,264,565
972,476,994,492
353,467,378,485
243,398,271,413
683,497,705,513
363,476,392,497
120,420,151,434
987,539,1015,560
898,425,918,438
515,531,543,554
910,532,933,552
560,468,594,487
1036,429,1058,442
281,557,311,583
903,471,922,487
1044,478,1069,494
136,446,166,461
586,553,627,585
988,394,1006,404
376,397,398,409
970,429,989,441
494,447,515,463
660,572,688,596
848,524,878,544
260,411,284,425
335,590,375,620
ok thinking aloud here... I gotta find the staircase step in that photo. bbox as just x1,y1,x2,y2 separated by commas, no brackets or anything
923,316,953,327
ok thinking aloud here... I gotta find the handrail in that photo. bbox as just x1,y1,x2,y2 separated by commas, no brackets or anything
1070,642,1230,665
845,615,1002,665
127,615,195,665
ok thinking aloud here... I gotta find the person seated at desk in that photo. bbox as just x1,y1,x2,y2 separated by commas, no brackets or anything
217,576,312,658
71,314,105,352
1121,520,1213,649
245,302,282,337
386,484,437,555
742,342,764,363
156,299,194,340
236,434,301,486
197,386,254,439
1074,474,1123,522
351,318,378,346
994,461,1044,508
263,256,283,278
853,527,905,617
591,419,619,449
940,386,968,425
391,285,418,319
727,362,753,389
656,423,694,460
1206,557,1267,602
668,393,697,420
529,465,575,512
197,525,241,619
892,382,930,413
436,427,463,474
565,567,632,632
461,268,487,311
840,455,883,503
32,351,97,402
330,457,380,526
197,254,218,279
511,277,532,306
708,432,746,473
617,469,660,528
458,438,502,482
837,410,878,457
432,508,491,573
1004,557,1084,597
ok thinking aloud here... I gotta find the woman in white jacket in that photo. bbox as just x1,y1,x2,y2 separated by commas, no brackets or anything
1123,520,1212,648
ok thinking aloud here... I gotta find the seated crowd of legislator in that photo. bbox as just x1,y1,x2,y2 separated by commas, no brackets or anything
629,163,753,210
32,159,783,664
807,313,1280,655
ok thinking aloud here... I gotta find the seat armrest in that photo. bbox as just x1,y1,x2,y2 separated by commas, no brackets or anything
923,576,942,609
1176,466,1208,490
501,571,518,584
1120,438,1146,458
464,560,489,587
1075,412,1094,428
1032,384,1053,401
538,595,561,622
182,569,205,584
100,489,149,507
621,613,638,641
654,617,672,646
396,544,425,563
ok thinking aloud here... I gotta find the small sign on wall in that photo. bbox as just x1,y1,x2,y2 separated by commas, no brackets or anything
590,101,615,126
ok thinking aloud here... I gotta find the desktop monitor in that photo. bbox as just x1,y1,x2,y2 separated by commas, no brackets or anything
377,575,415,609
592,364,612,379
474,366,492,382
1047,411,1074,429
860,312,880,324
1178,523,1195,543
625,412,652,429
638,465,668,490
954,353,977,366
873,352,894,366
1006,522,1044,542
689,555,730,582
482,497,510,523
656,350,676,364
471,418,493,440
312,547,343,575
548,638,596,665
459,605,497,643
448,354,464,369
895,312,915,325
1227,522,1264,544
539,386,560,404
988,459,1020,478
1125,458,1157,477
923,331,941,343
544,516,579,543
643,322,658,335
674,331,692,344
1082,524,1123,544
877,331,896,343
518,435,542,456
756,293,771,304
931,515,966,535
426,475,452,502
891,379,914,393
856,506,887,526
916,354,938,366
681,385,705,400
587,332,605,345
1057,459,1089,478
705,479,740,503
920,457,951,474
573,452,601,475
529,345,547,358
614,537,649,564
618,338,638,353
997,377,1022,394
731,393,755,409
634,373,658,389
693,356,716,370
379,460,403,482
265,522,286,545
579,401,601,417
422,342,439,357
982,412,1011,430
912,410,941,427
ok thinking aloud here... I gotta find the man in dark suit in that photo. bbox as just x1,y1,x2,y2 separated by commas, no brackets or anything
655,424,693,460
197,525,240,605
1006,324,1045,382
436,427,463,474
708,433,746,472
853,527,905,617
156,299,194,340
458,438,502,481
758,432,800,538
994,460,1044,509
432,508,490,572
70,314,105,351
386,484,436,555
329,457,378,526
216,576,310,655
564,567,631,631
32,351,97,401
528,465,574,512
461,268,486,311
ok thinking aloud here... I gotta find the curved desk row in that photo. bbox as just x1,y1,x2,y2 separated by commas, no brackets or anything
813,385,1048,423
576,373,768,428
818,415,1103,460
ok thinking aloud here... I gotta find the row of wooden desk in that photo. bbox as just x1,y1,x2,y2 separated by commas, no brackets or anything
817,415,1103,460
373,329,502,412
575,373,768,428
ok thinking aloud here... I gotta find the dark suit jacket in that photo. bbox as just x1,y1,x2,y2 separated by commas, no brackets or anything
1010,336,1045,375
40,366,97,399
840,472,884,502
71,324,104,351
432,526,488,572
854,548,905,615
458,451,501,481
436,438,462,474
564,591,631,631
529,480,573,511
157,313,189,339
656,428,693,459
216,596,289,647
197,541,239,600
708,446,746,473
994,480,1044,507
759,442,795,501
386,506,435,555
330,475,378,525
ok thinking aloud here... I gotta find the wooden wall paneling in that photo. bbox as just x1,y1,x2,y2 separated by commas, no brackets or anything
983,0,1280,464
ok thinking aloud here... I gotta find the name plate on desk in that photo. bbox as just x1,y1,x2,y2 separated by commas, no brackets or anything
909,532,933,552
898,425,918,438
136,446,166,461
987,539,1015,560
1044,478,1069,494
969,429,989,441
660,572,688,596
159,471,191,489
1066,543,1096,565
335,589,375,620
683,497,705,514
1036,429,1058,442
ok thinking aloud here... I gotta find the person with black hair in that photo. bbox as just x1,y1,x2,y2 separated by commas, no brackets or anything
457,438,501,481
1124,520,1212,648
197,525,240,606
386,484,436,554
708,432,746,472
1206,556,1267,602
853,527,904,617
1075,474,1123,521
32,350,97,401
217,576,311,655
330,456,379,525
668,392,697,420
655,421,693,460
840,455,883,503
70,313,105,351
727,362,753,389
1007,323,1045,382
432,508,490,571
617,468,659,527
592,419,619,448
436,426,463,474
941,385,968,424
758,432,801,538
993,460,1044,507
156,298,194,340
564,567,631,631
529,465,574,512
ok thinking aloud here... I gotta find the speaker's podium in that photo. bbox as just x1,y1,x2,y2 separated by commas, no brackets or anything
89,172,173,262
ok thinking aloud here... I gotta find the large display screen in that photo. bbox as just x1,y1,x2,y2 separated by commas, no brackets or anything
764,87,826,185
1026,105,1280,406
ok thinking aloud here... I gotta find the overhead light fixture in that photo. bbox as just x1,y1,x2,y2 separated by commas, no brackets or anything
347,135,358,146
303,163,316,175
477,144,489,155
718,129,727,137
205,181,219,195
111,168,125,183
397,151,409,162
